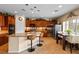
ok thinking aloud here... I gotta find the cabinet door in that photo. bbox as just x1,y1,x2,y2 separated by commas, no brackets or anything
8,16,15,25
4,16,8,26
0,34,8,45
0,15,4,26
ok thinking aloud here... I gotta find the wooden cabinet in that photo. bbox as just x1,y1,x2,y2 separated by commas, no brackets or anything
0,12,15,27
4,15,15,26
8,16,15,25
0,15,5,26
0,34,8,46
26,19,57,27
4,16,8,27
0,15,15,27
8,16,15,34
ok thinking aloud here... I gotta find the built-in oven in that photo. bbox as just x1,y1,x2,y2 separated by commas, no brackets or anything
8,24,15,35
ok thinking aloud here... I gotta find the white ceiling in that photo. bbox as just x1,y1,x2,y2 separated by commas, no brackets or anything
0,4,79,18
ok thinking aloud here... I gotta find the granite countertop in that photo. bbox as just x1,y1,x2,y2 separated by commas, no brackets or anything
0,30,8,34
9,32,42,37
9,33,27,37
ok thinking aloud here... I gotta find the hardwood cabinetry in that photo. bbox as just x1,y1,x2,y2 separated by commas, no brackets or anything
25,18,57,37
8,16,15,25
8,16,15,34
26,19,57,27
0,15,5,26
4,15,8,27
0,15,15,27
0,15,15,26
0,34,8,46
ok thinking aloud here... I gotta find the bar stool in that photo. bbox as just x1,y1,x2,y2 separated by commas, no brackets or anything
27,35,35,52
37,32,43,47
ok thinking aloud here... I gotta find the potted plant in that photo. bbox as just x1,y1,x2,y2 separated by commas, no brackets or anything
65,29,72,35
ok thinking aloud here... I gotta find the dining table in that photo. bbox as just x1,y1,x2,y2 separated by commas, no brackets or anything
57,31,68,50
57,31,79,53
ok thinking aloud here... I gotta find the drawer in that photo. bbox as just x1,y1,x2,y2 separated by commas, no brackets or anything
0,37,8,46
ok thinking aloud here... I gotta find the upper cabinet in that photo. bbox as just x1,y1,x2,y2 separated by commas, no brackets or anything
0,13,15,27
26,18,57,27
4,15,8,27
8,16,15,25
0,15,5,26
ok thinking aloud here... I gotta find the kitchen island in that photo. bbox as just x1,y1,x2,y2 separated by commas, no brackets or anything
8,32,41,53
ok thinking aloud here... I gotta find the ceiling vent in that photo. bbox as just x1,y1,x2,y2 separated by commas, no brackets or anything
25,4,29,6
34,6,37,8
21,9,26,11
37,10,40,12
54,10,59,12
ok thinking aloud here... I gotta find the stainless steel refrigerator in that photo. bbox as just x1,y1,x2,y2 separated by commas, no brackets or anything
54,24,62,38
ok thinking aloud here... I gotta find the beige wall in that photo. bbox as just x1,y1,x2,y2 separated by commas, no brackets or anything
57,8,79,24
57,13,70,24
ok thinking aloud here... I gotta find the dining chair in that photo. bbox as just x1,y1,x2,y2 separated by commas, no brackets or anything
56,33,63,44
66,35,79,53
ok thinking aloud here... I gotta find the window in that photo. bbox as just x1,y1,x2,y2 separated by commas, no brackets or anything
76,19,79,34
63,21,69,32
63,21,66,32
69,19,76,33
63,17,79,34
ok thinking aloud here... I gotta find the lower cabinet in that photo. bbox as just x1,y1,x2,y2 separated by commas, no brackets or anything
8,36,39,53
0,35,8,46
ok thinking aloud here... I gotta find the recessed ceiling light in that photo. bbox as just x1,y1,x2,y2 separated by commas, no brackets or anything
54,10,59,12
21,9,26,11
32,11,34,14
14,11,18,14
37,10,40,12
25,4,29,6
52,11,55,14
58,5,63,8
34,6,37,8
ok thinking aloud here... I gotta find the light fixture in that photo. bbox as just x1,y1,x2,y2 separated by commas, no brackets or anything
21,9,26,11
58,5,63,8
52,11,55,14
52,10,59,14
54,10,59,12
25,4,29,6
14,11,18,14
37,10,40,12
32,11,34,14
34,6,37,8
